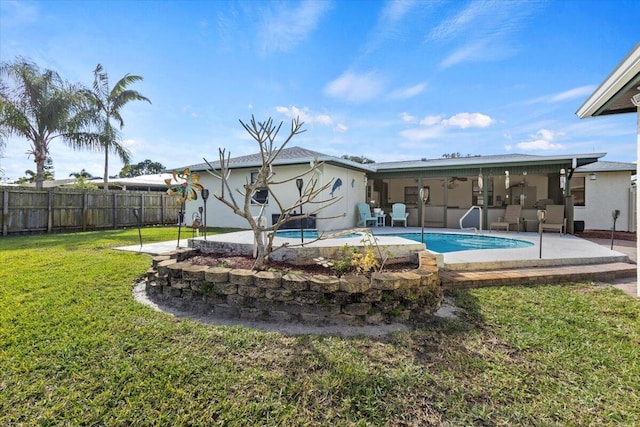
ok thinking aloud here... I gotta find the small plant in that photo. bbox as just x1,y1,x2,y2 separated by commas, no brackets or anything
350,246,379,274
390,304,406,316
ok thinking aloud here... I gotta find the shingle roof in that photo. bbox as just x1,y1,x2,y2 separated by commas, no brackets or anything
374,152,606,171
576,160,637,173
175,146,376,173
172,147,608,175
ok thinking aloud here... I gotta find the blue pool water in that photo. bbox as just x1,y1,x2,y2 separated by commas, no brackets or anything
275,229,532,253
274,230,360,239
395,232,533,253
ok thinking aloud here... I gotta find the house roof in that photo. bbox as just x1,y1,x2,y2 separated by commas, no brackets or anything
576,42,640,118
371,152,606,178
87,174,174,190
575,160,637,173
177,146,376,173
176,147,606,178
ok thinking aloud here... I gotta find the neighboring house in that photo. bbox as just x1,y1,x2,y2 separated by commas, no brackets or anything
89,174,175,192
37,174,174,192
175,146,634,233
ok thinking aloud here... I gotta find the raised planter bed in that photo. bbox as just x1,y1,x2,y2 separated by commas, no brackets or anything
145,249,442,326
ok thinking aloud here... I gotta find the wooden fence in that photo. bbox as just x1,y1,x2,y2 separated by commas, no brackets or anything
1,187,180,236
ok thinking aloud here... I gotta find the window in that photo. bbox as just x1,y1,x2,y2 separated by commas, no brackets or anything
571,177,585,206
250,171,269,204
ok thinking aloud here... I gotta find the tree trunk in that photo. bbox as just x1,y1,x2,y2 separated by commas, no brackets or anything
34,140,47,190
103,147,109,191
251,227,268,270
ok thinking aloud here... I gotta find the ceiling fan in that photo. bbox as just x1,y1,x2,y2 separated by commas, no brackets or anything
441,177,468,189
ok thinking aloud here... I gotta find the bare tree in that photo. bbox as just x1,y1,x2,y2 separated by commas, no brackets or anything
204,116,340,270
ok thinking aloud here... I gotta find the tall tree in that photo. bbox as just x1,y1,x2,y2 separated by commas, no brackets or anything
0,58,90,189
119,159,165,177
204,116,340,270
83,64,150,190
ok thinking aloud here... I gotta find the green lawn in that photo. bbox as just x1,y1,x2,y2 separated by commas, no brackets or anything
1,227,638,426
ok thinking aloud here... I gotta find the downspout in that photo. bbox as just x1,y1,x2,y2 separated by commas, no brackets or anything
632,93,640,297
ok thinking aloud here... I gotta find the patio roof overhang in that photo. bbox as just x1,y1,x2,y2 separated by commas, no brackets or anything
369,153,606,180
576,42,640,118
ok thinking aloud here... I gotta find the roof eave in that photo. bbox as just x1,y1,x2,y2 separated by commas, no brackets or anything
576,42,640,118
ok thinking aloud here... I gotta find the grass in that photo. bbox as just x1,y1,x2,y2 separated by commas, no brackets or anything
1,227,639,426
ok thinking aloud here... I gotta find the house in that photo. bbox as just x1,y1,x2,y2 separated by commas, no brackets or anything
573,161,636,232
176,146,633,233
178,147,373,231
38,174,173,192
576,41,639,296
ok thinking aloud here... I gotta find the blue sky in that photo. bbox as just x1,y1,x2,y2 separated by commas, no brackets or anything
1,0,638,182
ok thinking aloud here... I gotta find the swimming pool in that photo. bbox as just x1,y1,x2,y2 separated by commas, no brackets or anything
275,229,532,253
394,232,533,253
274,229,360,239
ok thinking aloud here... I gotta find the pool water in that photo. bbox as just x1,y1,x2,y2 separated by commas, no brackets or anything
395,232,533,253
274,230,361,239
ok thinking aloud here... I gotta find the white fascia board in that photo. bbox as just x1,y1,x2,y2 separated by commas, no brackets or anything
576,42,640,118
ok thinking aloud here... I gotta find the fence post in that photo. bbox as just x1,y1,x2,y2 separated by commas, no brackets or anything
2,189,8,236
140,193,144,226
82,191,88,231
112,192,117,229
47,189,53,233
161,193,165,224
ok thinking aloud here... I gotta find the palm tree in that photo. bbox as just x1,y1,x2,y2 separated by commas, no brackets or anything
0,58,91,189
83,64,150,190
69,169,93,179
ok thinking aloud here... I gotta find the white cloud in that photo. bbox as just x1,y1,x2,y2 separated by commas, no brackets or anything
275,105,334,126
429,1,540,68
442,112,494,129
525,85,598,105
400,111,494,141
400,126,443,141
419,115,442,126
389,82,427,99
334,123,348,133
516,129,565,151
400,112,416,123
504,144,513,151
259,0,332,54
324,71,385,103
0,0,39,27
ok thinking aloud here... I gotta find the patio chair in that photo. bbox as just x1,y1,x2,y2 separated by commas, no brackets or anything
490,204,522,232
390,203,409,227
356,203,377,227
539,204,566,234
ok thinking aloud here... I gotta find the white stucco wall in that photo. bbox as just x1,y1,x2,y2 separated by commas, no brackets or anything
573,171,633,231
182,163,367,232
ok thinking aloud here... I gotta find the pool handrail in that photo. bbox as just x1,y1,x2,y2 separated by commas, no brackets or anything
459,206,482,233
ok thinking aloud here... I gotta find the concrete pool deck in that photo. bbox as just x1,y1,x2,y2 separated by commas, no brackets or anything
116,227,637,296
118,227,631,269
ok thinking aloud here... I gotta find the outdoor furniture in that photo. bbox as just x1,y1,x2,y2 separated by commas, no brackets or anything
390,203,409,227
539,205,566,234
490,204,522,232
356,203,377,227
375,212,386,227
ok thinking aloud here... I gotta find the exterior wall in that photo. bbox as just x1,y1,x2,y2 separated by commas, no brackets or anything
573,171,633,232
183,164,367,232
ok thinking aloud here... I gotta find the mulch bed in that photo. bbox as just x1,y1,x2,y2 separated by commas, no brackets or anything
187,255,418,275
575,230,636,241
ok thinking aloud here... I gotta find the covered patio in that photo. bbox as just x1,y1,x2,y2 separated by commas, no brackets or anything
366,153,604,233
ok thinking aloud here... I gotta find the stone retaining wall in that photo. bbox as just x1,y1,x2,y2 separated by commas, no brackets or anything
145,249,442,326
